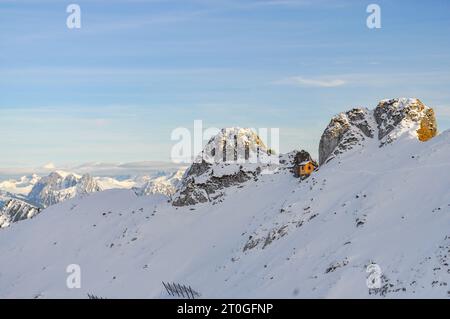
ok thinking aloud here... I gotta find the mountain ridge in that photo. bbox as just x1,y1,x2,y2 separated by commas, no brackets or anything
0,98,447,298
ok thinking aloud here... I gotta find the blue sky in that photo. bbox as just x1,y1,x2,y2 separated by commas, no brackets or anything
1,0,450,169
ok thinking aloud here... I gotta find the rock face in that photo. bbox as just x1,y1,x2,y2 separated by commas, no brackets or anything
374,98,437,144
28,172,102,208
319,108,374,165
319,98,437,165
416,109,437,142
0,199,40,228
294,150,314,166
172,128,277,207
173,163,256,206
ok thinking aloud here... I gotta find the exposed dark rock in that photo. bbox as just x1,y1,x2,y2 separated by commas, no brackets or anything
172,169,255,207
319,108,374,165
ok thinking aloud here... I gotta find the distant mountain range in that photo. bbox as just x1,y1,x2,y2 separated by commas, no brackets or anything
0,168,186,228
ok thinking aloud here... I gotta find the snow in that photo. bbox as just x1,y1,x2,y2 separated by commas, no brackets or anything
95,177,139,190
0,174,40,195
0,128,448,298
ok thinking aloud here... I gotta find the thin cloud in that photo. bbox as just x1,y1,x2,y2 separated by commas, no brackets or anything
276,71,450,89
276,76,347,88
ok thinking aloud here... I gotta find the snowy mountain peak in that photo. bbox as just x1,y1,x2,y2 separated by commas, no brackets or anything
133,168,186,198
319,98,437,165
200,127,270,164
28,171,102,208
173,128,278,207
76,174,103,195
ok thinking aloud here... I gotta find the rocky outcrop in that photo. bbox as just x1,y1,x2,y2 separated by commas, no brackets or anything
319,108,374,165
201,128,269,164
172,128,277,207
0,199,40,228
172,166,256,206
374,98,437,144
416,109,437,142
319,98,437,165
294,150,314,166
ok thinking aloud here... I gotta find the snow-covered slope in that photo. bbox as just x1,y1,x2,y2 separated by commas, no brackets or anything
0,99,447,299
95,177,138,190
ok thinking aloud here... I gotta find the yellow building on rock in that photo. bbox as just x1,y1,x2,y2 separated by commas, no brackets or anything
297,160,316,178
